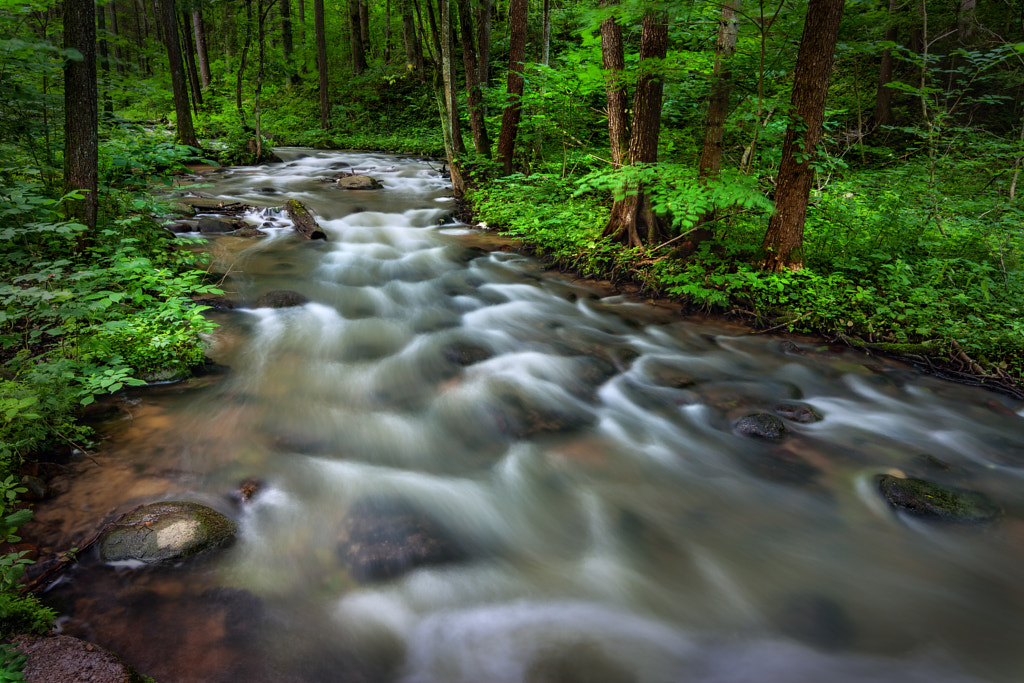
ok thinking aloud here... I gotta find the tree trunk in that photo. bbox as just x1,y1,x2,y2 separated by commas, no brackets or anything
64,0,99,235
439,0,465,155
160,0,199,146
402,0,422,74
496,0,527,174
541,0,549,66
475,0,491,85
97,1,113,117
296,0,305,46
315,0,329,127
958,0,975,44
350,0,367,73
180,10,203,108
384,0,391,63
761,0,845,272
237,0,253,121
281,0,294,76
192,9,211,88
600,9,628,168
108,0,125,74
360,0,370,55
873,0,897,128
285,200,328,239
602,11,670,248
456,0,489,156
698,0,739,180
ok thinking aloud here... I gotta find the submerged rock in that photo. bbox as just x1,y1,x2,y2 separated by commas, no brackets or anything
16,634,144,683
773,402,822,423
99,501,237,564
337,496,467,582
734,413,787,440
231,226,267,238
255,289,309,308
877,475,1001,523
197,216,246,233
336,175,384,190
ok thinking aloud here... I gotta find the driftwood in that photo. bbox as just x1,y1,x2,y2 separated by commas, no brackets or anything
285,199,327,240
20,504,145,596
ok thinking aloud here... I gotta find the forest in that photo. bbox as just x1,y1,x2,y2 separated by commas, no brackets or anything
2,0,1024,671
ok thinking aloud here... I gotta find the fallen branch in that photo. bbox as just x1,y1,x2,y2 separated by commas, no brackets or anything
284,199,327,240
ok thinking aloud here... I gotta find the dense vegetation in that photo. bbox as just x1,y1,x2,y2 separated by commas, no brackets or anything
2,0,1024,667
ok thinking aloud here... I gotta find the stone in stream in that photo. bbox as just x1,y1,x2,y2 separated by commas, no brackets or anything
337,496,467,582
772,402,822,424
255,289,309,308
336,174,384,190
197,216,247,234
231,226,267,238
877,475,1001,523
734,413,787,440
16,634,146,683
99,501,237,564
441,340,493,366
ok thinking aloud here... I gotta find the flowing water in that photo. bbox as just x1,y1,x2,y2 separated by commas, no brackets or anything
27,149,1024,683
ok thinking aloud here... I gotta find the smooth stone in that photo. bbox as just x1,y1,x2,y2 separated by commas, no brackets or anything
99,501,237,563
336,174,384,190
734,413,787,440
877,475,1001,523
197,216,245,234
255,290,309,308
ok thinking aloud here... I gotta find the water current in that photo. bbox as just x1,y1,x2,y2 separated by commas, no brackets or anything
28,149,1024,683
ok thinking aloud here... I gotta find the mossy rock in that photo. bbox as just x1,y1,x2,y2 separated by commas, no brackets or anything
734,413,787,440
99,501,237,563
877,475,1001,523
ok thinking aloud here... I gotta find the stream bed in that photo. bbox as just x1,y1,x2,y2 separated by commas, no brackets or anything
26,149,1024,683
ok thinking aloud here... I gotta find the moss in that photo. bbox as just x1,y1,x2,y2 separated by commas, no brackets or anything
877,475,1001,523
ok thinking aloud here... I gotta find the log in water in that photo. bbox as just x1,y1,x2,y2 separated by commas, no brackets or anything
27,149,1024,683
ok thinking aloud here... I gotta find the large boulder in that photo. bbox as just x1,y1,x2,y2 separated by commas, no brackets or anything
16,634,146,683
336,175,384,190
197,216,246,234
877,475,1001,523
99,501,237,564
337,496,467,582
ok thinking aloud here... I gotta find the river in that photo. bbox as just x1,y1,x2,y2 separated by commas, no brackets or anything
27,149,1024,683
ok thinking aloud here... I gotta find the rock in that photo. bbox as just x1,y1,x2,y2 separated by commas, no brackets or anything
166,220,197,233
231,226,267,238
16,634,144,683
166,201,195,216
337,496,467,582
139,367,190,383
99,501,237,564
772,402,822,423
197,216,246,234
877,475,1001,523
231,478,263,504
734,413,787,440
255,290,309,308
492,387,595,439
19,475,49,501
192,295,237,310
441,341,492,366
336,174,384,190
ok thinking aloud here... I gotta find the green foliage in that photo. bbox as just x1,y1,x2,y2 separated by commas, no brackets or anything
0,474,54,647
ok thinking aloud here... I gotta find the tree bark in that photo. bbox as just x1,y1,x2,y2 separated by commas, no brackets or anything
160,0,199,146
285,200,328,239
180,10,203,108
698,0,739,180
475,0,491,85
384,0,392,63
192,9,211,88
402,0,422,74
350,0,367,73
315,0,329,127
456,0,489,156
761,0,845,272
600,9,628,168
97,1,113,117
296,0,305,45
281,0,294,75
108,0,125,74
64,0,99,235
237,0,253,121
360,0,370,55
602,11,670,248
439,0,465,155
496,0,527,174
872,0,897,128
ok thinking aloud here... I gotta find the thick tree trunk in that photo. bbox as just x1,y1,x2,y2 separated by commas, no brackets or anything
958,0,975,44
600,11,628,168
64,0,99,234
440,0,465,154
315,0,329,127
456,0,489,156
761,0,845,272
873,0,897,128
350,0,367,73
402,0,422,74
160,0,199,146
360,0,370,54
475,0,491,85
192,9,211,88
698,0,739,180
496,0,527,174
603,11,670,248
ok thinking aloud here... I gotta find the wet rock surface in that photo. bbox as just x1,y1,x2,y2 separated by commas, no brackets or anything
16,634,144,683
255,289,309,308
99,501,237,563
877,475,1001,523
773,402,822,423
734,413,788,440
336,174,384,190
337,496,467,582
198,216,247,234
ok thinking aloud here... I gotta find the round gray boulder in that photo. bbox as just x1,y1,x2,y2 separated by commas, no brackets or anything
99,501,237,564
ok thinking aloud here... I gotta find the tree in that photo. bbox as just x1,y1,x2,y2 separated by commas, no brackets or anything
192,8,211,89
350,0,367,74
760,0,845,272
599,6,628,168
872,0,897,128
315,0,329,127
63,0,99,235
698,0,740,181
160,0,199,146
456,0,489,156
496,0,527,174
602,10,670,247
